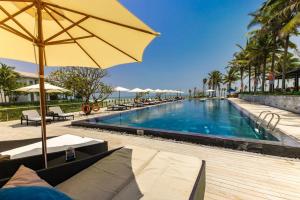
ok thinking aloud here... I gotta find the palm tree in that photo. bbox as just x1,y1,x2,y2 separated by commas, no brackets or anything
223,67,238,91
261,0,298,91
202,78,207,94
208,70,223,96
0,63,20,103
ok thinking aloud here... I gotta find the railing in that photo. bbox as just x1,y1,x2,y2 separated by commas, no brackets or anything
255,111,281,132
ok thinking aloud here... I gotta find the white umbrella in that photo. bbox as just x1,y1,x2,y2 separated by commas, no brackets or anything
0,1,158,168
114,86,130,103
154,89,164,93
130,88,145,93
206,89,215,92
15,82,70,93
144,88,155,93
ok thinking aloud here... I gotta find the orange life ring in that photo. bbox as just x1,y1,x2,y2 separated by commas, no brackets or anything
81,104,91,114
92,103,100,112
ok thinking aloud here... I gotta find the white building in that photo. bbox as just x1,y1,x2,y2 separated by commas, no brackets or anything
0,71,40,103
15,71,40,102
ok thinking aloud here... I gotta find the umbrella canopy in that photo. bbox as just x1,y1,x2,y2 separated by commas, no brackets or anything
0,1,159,68
129,88,145,93
0,1,158,168
154,89,164,93
206,89,215,92
15,82,70,93
114,86,130,92
114,86,129,104
144,88,155,93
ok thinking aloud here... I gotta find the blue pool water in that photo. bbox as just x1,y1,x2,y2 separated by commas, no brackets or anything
92,100,278,141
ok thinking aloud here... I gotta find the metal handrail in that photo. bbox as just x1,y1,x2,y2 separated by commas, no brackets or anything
255,110,272,125
268,113,280,131
257,112,281,132
257,113,274,131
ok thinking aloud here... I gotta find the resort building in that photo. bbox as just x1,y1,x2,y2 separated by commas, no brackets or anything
0,70,40,103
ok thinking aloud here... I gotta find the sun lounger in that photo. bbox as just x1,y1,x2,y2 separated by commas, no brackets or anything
134,102,144,107
107,105,127,111
0,134,105,160
120,104,134,109
49,106,75,120
21,110,52,126
0,141,113,188
57,146,206,200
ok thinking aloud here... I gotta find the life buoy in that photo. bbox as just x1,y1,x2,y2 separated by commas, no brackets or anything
81,104,91,114
92,103,100,112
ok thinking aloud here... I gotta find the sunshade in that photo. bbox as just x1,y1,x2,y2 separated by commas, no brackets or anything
15,82,70,93
144,88,155,93
154,89,164,93
0,0,158,168
114,86,129,104
206,89,215,92
130,88,145,93
114,86,130,92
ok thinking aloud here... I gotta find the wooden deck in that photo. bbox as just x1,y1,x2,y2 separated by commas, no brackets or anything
63,127,300,200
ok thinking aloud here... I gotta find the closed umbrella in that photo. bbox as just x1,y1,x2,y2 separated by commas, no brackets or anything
0,1,158,168
114,86,129,104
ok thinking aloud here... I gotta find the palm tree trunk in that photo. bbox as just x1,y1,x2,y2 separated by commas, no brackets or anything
262,55,267,92
270,34,276,92
240,68,244,92
282,34,289,91
254,66,257,93
248,65,251,92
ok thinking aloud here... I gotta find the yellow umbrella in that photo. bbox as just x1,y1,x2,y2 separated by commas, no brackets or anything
0,0,158,168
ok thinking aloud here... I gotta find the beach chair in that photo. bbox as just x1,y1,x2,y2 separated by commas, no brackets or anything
107,105,127,111
49,106,75,121
21,110,52,126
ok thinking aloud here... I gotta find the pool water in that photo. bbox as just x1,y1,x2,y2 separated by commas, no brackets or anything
93,100,278,141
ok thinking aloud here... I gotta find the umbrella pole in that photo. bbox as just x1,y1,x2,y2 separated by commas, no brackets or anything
119,91,120,105
37,2,48,168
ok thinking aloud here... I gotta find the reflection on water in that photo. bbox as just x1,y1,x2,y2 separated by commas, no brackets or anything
97,100,277,141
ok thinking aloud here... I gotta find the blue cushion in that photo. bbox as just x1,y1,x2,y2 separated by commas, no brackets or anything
0,186,72,200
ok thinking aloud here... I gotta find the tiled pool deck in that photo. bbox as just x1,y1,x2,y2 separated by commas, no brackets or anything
229,98,300,143
1,102,300,199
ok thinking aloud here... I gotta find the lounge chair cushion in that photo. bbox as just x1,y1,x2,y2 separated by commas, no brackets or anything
57,146,202,200
113,151,202,200
57,146,158,200
0,186,71,200
3,165,51,188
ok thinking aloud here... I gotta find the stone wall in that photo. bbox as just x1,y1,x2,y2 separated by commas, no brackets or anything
239,94,300,114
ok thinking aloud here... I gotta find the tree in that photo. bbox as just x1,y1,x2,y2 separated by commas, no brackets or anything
208,70,223,96
223,67,238,91
188,89,192,98
0,63,21,103
48,67,112,104
202,78,207,94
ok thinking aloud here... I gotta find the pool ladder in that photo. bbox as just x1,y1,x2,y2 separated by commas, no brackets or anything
255,111,280,132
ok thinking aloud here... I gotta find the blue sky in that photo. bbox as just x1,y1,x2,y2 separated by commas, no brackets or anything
0,0,264,92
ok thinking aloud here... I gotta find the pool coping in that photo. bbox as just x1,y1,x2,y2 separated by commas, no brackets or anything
72,100,300,158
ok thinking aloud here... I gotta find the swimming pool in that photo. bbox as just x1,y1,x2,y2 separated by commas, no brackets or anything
86,100,277,141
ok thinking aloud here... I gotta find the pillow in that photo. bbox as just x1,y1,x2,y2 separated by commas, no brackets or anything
3,165,51,188
0,186,72,200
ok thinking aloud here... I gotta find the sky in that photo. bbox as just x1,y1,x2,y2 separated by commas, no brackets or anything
0,0,264,92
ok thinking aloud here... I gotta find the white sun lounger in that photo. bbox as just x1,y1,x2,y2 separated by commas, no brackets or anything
0,134,104,159
57,146,205,200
